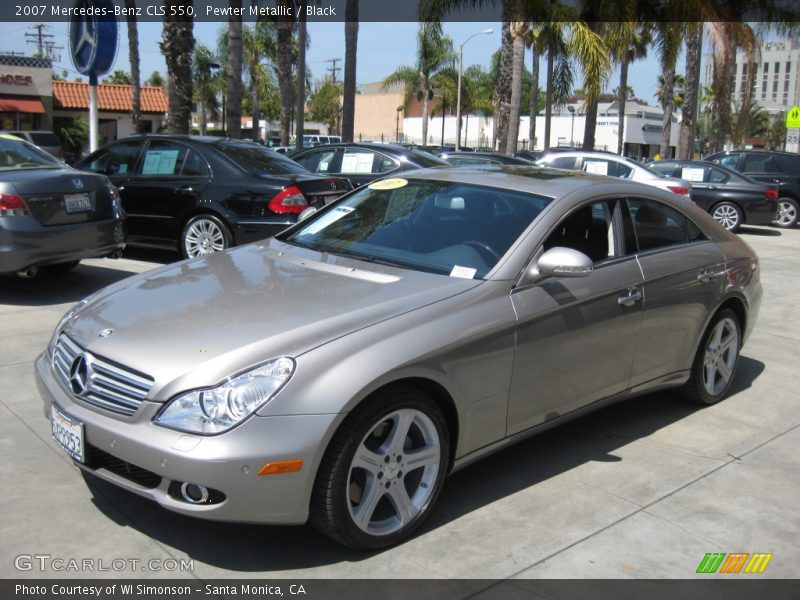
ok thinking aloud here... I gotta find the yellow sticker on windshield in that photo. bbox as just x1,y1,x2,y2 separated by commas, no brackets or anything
369,178,408,190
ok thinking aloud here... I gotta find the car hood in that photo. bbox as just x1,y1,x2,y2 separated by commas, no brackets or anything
62,239,481,399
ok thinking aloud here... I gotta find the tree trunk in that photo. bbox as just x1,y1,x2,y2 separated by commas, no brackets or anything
250,69,259,141
421,84,430,145
161,1,194,134
616,57,629,155
495,16,512,152
295,17,307,149
713,24,736,153
505,21,526,156
226,5,243,138
441,99,446,146
199,83,207,134
125,0,143,133
678,23,702,159
277,5,294,146
583,96,599,150
544,48,554,150
342,0,358,143
659,63,675,159
528,44,538,150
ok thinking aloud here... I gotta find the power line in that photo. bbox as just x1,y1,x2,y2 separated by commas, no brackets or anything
325,57,341,84
24,23,63,62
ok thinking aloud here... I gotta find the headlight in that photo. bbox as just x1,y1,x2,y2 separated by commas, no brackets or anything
154,357,295,435
48,299,89,357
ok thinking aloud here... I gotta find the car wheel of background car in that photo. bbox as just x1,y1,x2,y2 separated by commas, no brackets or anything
181,215,231,259
683,309,741,405
772,197,798,228
711,202,743,232
310,386,449,550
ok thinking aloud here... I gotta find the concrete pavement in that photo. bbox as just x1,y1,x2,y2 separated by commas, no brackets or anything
1,229,798,581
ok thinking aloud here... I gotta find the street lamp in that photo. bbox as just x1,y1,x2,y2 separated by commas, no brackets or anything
567,105,576,147
456,28,493,150
396,105,403,142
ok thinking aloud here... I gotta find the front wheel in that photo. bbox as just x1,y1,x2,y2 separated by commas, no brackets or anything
711,202,743,232
773,197,798,228
310,387,449,549
683,309,741,405
180,215,231,259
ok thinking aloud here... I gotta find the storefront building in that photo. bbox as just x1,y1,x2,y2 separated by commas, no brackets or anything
0,55,53,131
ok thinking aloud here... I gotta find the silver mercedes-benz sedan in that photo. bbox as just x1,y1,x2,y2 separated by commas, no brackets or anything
36,166,761,549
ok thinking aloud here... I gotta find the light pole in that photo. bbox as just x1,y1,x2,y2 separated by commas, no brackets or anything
568,105,575,147
396,105,403,142
456,28,493,151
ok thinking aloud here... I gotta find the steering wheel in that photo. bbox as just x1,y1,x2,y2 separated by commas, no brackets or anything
463,240,502,264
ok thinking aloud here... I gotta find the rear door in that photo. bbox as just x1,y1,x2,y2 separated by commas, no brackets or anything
123,140,211,243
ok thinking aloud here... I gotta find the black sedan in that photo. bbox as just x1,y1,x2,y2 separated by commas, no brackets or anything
77,135,351,258
436,151,535,166
647,159,778,232
0,134,125,278
290,143,449,188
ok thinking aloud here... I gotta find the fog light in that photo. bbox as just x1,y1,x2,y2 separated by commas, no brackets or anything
180,482,209,504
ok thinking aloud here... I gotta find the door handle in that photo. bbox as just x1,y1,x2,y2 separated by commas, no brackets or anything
174,185,194,194
697,269,712,283
618,287,642,307
117,185,125,191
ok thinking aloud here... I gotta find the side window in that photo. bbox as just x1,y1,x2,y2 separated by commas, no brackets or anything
542,200,615,263
374,153,399,174
742,153,776,173
340,149,378,175
713,155,739,171
627,198,707,252
140,141,188,176
294,149,340,173
84,141,143,176
708,167,729,183
181,150,210,176
548,156,578,170
582,159,632,178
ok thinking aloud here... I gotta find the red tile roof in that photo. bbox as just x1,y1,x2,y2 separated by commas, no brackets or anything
53,81,168,113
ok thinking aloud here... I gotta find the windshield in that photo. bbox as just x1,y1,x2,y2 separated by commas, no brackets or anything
213,141,309,175
636,160,668,178
0,136,62,170
280,178,551,279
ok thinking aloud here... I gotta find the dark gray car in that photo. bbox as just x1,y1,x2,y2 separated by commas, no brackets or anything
36,166,760,549
0,134,125,277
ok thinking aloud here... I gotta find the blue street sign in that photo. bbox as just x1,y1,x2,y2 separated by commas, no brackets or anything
69,0,118,82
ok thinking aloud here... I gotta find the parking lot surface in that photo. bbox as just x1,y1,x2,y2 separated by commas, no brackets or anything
1,229,798,580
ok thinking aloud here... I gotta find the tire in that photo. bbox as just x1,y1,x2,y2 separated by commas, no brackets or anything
683,309,741,405
773,197,798,229
711,202,743,232
180,215,231,259
310,386,450,550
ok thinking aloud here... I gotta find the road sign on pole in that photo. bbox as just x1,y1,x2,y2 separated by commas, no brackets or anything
786,128,799,154
787,106,800,129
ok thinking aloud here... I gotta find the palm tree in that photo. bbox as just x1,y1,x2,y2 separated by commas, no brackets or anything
295,15,307,149
730,97,769,148
242,23,277,141
382,23,455,146
657,73,685,110
608,21,651,155
568,21,610,151
192,45,219,135
505,18,529,155
654,22,683,159
678,22,702,159
226,2,243,138
124,0,143,134
161,0,195,134
494,16,512,152
276,2,295,145
526,26,547,150
342,0,359,143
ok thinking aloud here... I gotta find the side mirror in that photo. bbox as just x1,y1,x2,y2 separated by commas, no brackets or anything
298,206,318,221
530,247,593,281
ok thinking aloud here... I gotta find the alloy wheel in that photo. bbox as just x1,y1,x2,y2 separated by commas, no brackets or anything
774,199,797,227
712,204,740,231
702,317,739,397
347,408,441,536
184,218,226,257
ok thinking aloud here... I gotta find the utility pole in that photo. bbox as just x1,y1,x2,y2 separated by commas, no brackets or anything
325,58,341,84
25,24,62,60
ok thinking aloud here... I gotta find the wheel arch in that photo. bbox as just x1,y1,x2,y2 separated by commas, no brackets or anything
689,294,748,369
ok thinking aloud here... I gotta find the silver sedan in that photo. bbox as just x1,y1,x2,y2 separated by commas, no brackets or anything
36,166,761,549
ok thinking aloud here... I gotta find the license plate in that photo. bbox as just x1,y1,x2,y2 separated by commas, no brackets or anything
64,193,92,213
51,404,85,463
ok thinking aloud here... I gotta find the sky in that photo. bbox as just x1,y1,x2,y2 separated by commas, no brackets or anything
0,20,685,107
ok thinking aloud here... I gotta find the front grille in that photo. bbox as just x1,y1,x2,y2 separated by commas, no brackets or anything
85,444,162,489
53,334,154,416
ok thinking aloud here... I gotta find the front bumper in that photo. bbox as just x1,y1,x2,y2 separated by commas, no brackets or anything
0,215,125,273
35,352,341,524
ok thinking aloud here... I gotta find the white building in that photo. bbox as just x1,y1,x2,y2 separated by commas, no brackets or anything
705,39,800,114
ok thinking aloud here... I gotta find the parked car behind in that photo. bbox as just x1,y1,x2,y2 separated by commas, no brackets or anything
2,130,65,160
0,133,125,278
291,142,450,188
646,159,778,232
76,135,351,258
536,150,693,198
704,149,800,228
437,151,534,166
38,165,759,550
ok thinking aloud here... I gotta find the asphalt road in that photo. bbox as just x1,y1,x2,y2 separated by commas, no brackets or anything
1,227,798,582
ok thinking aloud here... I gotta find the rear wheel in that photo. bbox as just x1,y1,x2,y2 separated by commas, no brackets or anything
310,386,449,549
683,309,741,405
181,215,230,259
773,197,798,228
711,202,743,232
